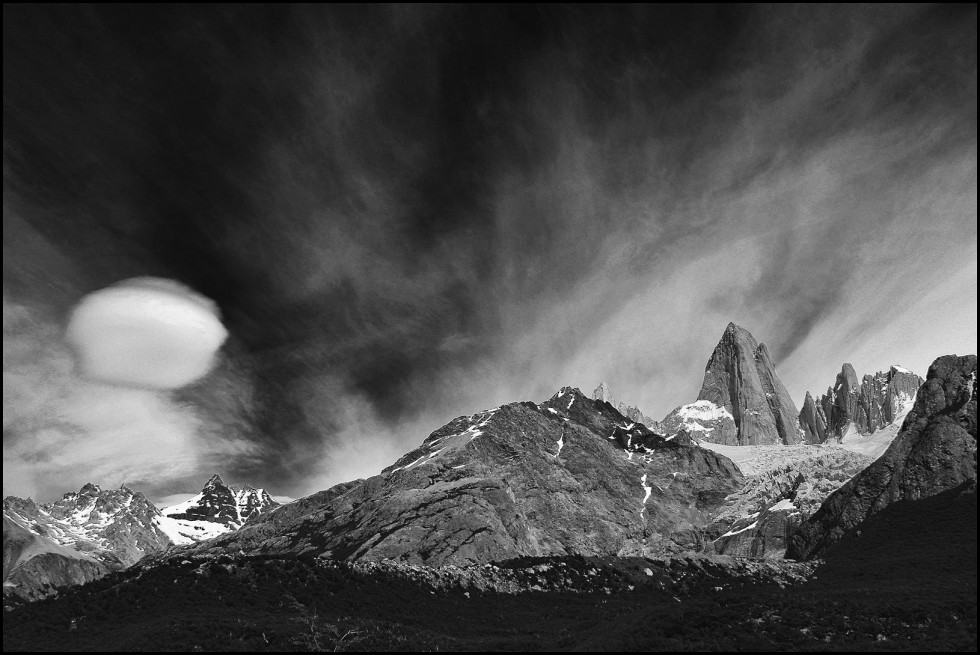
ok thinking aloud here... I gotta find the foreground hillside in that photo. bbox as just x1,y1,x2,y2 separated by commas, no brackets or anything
4,485,975,652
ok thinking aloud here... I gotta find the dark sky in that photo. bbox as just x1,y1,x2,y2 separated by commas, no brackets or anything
4,4,977,502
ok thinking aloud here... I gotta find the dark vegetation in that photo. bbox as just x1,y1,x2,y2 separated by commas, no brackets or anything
4,489,975,652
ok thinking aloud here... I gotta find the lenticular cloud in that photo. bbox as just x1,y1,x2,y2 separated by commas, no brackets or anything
66,277,228,389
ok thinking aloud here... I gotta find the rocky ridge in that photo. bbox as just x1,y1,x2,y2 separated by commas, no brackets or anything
3,484,170,602
592,382,660,431
180,387,745,565
800,364,923,443
789,354,977,560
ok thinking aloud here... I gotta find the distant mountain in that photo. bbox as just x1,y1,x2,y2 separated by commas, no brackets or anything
156,474,278,545
799,364,923,444
181,387,744,565
661,323,801,445
591,382,660,431
789,354,977,560
3,475,278,604
3,484,169,602
3,484,170,568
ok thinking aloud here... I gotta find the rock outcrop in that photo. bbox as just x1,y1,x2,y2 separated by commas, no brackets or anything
690,323,801,445
592,382,660,431
183,387,744,566
801,364,923,443
788,354,977,560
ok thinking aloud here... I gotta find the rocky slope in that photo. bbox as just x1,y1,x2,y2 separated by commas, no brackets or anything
665,323,801,445
592,382,660,431
789,354,977,560
708,449,872,559
800,364,923,444
181,387,745,565
2,516,108,602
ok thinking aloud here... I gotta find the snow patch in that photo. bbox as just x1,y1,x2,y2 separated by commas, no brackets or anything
769,498,797,512
153,515,229,546
720,520,759,539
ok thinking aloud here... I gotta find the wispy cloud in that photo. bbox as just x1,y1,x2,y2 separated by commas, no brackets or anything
3,5,976,499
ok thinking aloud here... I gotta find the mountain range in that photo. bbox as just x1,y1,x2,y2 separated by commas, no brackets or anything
3,475,276,602
3,322,975,622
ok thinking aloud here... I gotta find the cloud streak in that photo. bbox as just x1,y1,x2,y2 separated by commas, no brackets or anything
3,5,976,500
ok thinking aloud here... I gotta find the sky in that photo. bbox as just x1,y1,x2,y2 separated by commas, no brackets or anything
3,4,977,504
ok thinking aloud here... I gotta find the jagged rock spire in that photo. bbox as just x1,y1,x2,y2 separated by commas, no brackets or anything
801,363,923,443
696,322,801,445
593,381,614,404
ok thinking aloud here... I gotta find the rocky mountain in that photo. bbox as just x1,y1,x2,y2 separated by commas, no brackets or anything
3,483,170,602
789,354,977,560
157,474,278,544
3,484,170,568
592,382,660,431
181,387,744,565
664,323,801,445
3,475,278,604
799,364,923,444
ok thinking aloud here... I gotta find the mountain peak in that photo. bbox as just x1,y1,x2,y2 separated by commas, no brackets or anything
696,323,800,445
790,354,976,560
204,474,226,489
802,363,924,443
593,381,614,404
79,483,102,496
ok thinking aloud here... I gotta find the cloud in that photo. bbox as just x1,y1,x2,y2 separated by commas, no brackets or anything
3,5,977,498
3,296,256,501
66,277,228,389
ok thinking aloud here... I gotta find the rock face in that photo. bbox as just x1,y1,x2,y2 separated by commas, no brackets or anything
185,387,744,566
591,382,660,431
797,392,827,445
788,354,977,560
800,364,923,443
693,323,801,445
709,449,872,559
